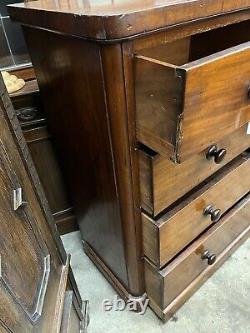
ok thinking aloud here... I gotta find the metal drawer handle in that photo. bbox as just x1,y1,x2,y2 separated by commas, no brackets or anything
204,205,221,223
13,188,27,211
206,145,227,164
201,250,217,265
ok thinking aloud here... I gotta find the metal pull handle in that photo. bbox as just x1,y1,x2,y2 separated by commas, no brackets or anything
201,250,217,265
204,205,221,223
206,145,227,164
13,188,27,211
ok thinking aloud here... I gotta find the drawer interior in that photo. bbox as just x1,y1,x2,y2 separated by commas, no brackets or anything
135,21,250,161
138,21,250,66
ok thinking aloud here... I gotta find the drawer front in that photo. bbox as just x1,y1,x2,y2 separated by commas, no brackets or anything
142,153,250,267
135,40,250,162
179,42,250,160
145,194,250,310
139,124,250,216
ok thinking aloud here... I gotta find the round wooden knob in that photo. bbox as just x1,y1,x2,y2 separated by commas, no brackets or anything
201,250,217,265
206,145,227,164
204,205,221,223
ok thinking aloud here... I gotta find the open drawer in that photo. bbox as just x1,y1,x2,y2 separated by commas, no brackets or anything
135,26,250,162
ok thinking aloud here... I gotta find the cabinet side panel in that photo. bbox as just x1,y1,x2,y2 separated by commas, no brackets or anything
23,27,128,287
101,44,145,295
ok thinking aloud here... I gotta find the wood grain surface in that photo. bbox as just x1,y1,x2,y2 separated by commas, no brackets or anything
8,0,250,40
136,31,250,161
143,153,250,267
139,125,250,216
145,193,250,311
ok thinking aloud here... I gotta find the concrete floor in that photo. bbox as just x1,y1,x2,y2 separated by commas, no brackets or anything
62,231,250,333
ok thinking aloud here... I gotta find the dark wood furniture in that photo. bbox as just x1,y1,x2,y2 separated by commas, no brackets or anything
0,74,88,332
9,70,78,234
9,0,250,321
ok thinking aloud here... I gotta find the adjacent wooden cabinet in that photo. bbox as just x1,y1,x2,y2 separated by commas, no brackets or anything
9,0,250,321
0,75,88,332
10,75,78,234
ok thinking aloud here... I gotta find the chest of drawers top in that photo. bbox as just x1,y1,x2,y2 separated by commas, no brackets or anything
8,0,250,41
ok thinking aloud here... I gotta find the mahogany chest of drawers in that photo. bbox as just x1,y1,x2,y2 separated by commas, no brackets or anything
9,0,250,321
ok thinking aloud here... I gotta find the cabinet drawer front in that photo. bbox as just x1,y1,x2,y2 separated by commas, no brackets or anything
139,125,250,216
135,40,250,162
142,153,250,267
180,43,250,160
145,194,250,310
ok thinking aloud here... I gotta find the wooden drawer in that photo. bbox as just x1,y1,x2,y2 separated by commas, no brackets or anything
142,153,250,267
139,125,250,216
135,31,250,162
145,193,250,318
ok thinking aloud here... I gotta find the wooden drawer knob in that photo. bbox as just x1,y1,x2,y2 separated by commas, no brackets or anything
201,250,217,265
206,145,227,164
204,205,221,223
